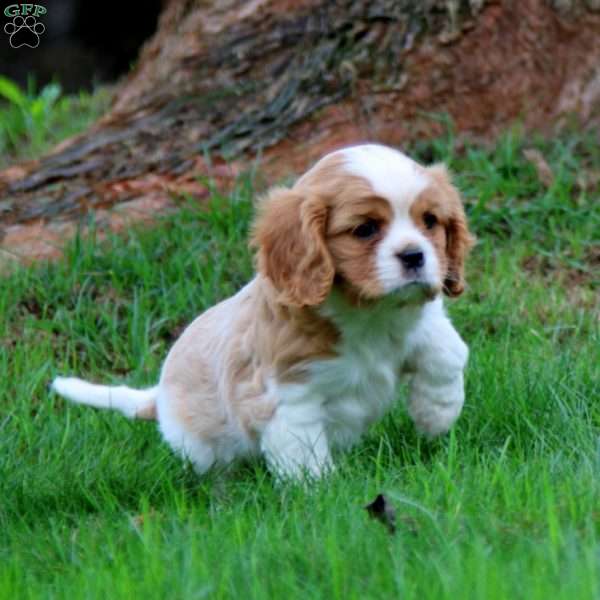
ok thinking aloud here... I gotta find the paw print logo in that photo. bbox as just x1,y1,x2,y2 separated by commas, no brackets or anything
4,15,45,48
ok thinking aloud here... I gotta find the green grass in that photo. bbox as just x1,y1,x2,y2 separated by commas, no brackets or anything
0,76,111,167
0,119,599,599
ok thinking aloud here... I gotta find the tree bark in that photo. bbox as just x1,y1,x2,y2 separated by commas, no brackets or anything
1,0,599,266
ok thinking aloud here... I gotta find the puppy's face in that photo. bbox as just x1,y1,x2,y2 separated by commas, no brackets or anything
253,144,473,307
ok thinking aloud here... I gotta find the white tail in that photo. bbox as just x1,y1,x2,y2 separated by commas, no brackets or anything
51,376,158,420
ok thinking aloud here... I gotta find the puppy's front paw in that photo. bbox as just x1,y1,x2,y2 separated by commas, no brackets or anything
408,375,465,437
409,402,462,437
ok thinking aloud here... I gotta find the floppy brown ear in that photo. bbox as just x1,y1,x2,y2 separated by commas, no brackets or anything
251,187,334,307
444,208,474,297
428,164,475,297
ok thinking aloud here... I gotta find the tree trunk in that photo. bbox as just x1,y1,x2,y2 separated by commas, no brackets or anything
1,0,599,266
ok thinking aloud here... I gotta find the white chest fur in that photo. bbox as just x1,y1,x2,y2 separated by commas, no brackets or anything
261,293,467,478
273,292,427,451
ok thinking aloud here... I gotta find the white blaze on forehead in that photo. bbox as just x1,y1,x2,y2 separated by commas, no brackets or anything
338,144,429,211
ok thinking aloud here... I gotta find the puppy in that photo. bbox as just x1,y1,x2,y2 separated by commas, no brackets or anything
52,144,474,479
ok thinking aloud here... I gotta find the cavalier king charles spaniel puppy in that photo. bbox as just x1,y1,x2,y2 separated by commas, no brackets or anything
52,144,474,479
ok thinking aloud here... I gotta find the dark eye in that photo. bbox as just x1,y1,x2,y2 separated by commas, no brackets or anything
352,219,380,239
423,212,438,230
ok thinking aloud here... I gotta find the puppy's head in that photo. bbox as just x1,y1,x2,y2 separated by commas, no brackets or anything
252,144,474,307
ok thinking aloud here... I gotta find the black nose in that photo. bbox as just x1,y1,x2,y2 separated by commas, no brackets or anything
398,249,424,270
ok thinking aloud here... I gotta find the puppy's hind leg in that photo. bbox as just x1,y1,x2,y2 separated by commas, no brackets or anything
180,437,217,475
156,390,217,475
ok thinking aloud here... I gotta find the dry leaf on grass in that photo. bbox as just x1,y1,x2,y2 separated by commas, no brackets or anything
365,493,396,535
575,170,600,192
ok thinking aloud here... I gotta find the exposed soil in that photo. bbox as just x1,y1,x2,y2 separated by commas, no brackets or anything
1,0,599,270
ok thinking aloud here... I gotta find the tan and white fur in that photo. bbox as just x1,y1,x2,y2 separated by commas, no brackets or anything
52,144,474,480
